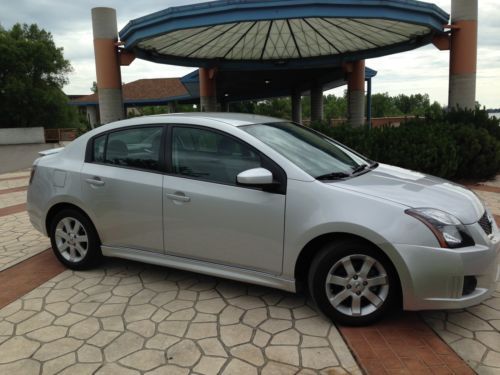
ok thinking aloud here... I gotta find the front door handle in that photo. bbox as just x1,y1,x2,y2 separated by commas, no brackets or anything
85,177,105,186
166,192,191,203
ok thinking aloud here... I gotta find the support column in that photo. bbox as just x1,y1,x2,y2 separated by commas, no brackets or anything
310,83,324,123
449,0,478,109
86,106,98,129
199,67,217,112
366,77,372,128
168,102,176,113
347,60,365,127
91,8,124,124
291,89,302,124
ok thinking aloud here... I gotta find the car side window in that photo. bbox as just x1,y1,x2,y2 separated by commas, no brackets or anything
92,127,163,172
93,135,106,163
172,127,262,185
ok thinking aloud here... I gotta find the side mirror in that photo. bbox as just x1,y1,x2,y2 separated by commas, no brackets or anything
237,168,274,185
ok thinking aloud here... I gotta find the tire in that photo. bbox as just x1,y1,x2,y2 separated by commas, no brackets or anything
49,208,102,270
308,238,399,326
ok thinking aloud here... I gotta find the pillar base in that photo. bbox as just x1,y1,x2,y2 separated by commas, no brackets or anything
449,73,476,109
291,90,302,123
200,96,218,112
310,84,324,123
348,90,365,127
98,88,124,124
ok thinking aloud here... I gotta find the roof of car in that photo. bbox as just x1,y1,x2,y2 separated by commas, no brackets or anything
148,112,284,126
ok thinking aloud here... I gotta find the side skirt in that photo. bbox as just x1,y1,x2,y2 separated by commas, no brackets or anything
101,246,296,293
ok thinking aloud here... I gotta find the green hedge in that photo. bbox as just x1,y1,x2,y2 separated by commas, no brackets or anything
312,108,500,181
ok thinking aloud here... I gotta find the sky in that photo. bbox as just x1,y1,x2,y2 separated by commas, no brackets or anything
1,0,499,108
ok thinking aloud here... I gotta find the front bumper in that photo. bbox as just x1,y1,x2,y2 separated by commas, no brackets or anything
395,226,500,311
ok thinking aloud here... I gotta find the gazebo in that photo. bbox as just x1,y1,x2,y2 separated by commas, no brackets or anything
90,0,477,126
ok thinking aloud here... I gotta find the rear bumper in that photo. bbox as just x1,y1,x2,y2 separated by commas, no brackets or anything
27,186,47,236
395,234,499,311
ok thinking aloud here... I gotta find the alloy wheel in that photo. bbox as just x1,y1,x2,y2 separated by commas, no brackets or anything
325,254,389,317
54,217,89,263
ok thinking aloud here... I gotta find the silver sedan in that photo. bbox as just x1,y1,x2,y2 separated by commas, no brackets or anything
27,113,500,325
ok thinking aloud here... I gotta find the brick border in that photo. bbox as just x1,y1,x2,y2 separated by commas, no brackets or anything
0,175,29,182
0,203,27,217
0,249,65,309
339,313,474,374
0,186,28,195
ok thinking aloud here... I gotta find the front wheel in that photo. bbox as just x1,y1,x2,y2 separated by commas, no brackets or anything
308,239,399,326
49,209,102,270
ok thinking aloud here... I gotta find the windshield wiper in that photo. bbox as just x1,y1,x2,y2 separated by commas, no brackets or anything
316,172,351,181
351,164,368,174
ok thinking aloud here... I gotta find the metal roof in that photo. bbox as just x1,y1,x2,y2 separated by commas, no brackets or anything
120,0,449,69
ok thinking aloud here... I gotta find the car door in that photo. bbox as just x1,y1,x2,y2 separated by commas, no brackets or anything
163,125,286,275
81,125,165,253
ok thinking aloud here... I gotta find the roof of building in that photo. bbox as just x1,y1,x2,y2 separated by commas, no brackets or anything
71,66,377,107
70,78,191,106
120,0,449,70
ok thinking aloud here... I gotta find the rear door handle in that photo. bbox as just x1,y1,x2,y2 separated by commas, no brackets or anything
85,177,105,186
166,193,191,202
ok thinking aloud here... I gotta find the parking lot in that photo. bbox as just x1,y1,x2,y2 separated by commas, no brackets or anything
0,168,498,374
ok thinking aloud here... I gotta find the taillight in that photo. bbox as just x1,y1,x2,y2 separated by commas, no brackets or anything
29,166,37,184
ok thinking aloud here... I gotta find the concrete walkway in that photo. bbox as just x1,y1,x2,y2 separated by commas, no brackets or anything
0,144,60,174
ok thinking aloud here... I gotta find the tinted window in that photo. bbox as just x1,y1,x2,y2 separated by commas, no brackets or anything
172,127,261,184
99,127,162,171
243,122,369,178
93,135,106,163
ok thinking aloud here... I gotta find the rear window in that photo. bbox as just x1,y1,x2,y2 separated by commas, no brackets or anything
91,127,163,172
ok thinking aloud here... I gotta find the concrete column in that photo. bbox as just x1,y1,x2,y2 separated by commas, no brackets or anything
449,0,478,109
168,102,176,113
199,67,217,112
291,89,302,124
310,83,324,123
91,8,124,124
86,106,98,128
348,60,365,127
366,78,372,128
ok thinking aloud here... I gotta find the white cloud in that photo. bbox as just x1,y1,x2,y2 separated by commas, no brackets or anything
1,0,498,107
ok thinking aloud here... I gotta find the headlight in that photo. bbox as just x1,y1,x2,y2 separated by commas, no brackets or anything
405,208,475,248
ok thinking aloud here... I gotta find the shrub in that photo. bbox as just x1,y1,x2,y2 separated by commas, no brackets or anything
311,108,500,181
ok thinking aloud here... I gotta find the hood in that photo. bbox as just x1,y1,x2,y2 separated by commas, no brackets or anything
330,164,484,224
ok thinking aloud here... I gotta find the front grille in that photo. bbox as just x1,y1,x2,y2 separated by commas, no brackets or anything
478,211,493,235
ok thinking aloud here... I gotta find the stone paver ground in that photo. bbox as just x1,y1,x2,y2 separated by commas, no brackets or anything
0,259,360,375
0,211,50,271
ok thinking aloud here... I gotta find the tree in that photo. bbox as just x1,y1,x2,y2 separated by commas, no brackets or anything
370,93,402,117
90,81,98,94
0,23,78,128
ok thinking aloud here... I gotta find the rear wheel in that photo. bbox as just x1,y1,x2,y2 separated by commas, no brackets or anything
49,209,101,270
308,238,399,325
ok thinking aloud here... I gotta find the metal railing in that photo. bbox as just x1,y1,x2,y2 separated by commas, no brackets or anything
44,129,78,142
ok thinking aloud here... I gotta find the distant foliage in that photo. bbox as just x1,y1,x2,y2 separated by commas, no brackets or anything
232,92,443,121
0,23,80,128
312,108,500,181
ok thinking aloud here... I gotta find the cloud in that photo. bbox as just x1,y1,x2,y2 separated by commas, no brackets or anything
1,0,498,107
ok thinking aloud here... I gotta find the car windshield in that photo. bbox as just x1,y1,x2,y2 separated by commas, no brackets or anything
242,122,371,179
